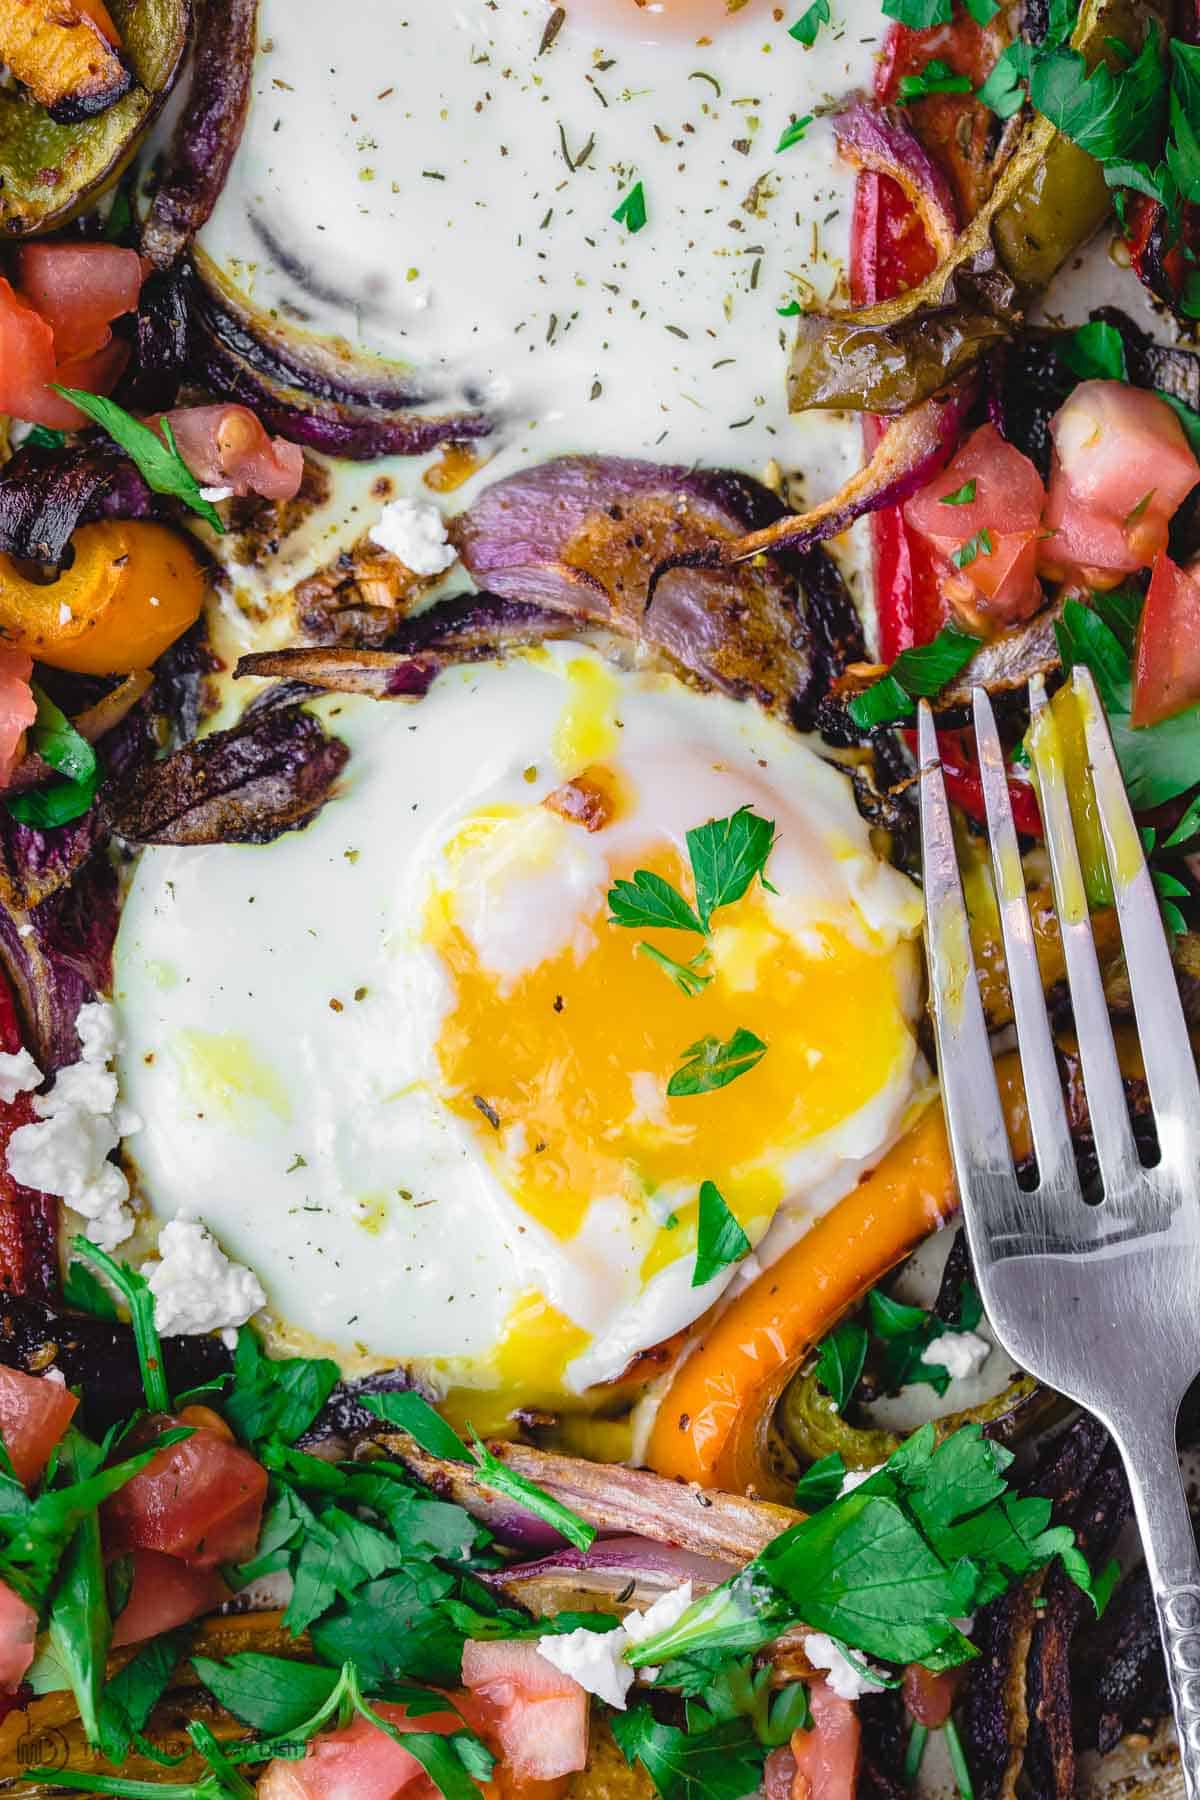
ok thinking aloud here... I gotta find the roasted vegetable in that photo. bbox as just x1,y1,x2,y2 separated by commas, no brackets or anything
0,0,129,122
0,520,204,674
779,1365,1048,1471
786,0,1151,417
0,0,189,236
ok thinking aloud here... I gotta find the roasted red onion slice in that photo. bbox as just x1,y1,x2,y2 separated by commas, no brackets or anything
484,1537,737,1614
142,0,258,269
834,102,958,264
191,280,492,461
726,388,974,563
104,704,349,846
452,456,818,720
389,1439,800,1561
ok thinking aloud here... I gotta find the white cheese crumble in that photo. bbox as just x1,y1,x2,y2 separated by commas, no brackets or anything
199,485,234,502
5,1002,140,1251
838,1464,882,1497
0,1048,40,1105
370,497,457,576
537,1582,694,1710
921,1330,990,1382
141,1216,266,1345
802,1633,886,1702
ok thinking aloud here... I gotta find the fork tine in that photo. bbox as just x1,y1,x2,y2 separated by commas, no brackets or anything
1026,674,1141,1197
972,687,1075,1195
917,703,1013,1199
1073,664,1200,1174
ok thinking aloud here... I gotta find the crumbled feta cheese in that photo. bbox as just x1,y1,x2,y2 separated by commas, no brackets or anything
538,1626,635,1709
839,1464,882,1497
57,602,72,626
536,1583,694,1710
141,1216,266,1344
0,1048,40,1104
5,1002,139,1251
803,1633,885,1702
199,485,234,503
921,1330,990,1382
370,497,457,576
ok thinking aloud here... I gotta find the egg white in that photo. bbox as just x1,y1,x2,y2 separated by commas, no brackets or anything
196,0,878,613
114,648,923,1415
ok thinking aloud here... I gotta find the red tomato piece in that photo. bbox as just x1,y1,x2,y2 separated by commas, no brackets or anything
15,246,144,363
1131,552,1200,728
902,1662,958,1729
154,405,305,502
1040,382,1200,586
0,651,37,793
459,1641,589,1783
904,423,1046,625
0,1365,77,1488
0,1581,35,1692
763,1683,862,1800
101,1416,267,1568
110,1549,230,1648
257,1700,462,1800
0,278,125,431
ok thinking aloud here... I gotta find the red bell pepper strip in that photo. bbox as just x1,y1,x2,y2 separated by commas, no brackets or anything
0,974,57,1300
852,24,1043,837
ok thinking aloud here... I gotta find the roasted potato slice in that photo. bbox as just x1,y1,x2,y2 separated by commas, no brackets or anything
0,0,130,123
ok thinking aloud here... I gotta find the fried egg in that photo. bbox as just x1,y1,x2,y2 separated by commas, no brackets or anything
196,0,879,601
114,649,924,1428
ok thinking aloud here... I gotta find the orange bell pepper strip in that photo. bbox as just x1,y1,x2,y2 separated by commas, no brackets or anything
645,1056,1038,1500
644,1103,958,1501
0,520,205,675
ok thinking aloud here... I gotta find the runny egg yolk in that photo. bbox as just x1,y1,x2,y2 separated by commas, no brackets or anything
426,835,917,1267
565,0,771,43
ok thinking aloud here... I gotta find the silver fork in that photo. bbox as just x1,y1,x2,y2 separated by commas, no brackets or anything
918,668,1200,1796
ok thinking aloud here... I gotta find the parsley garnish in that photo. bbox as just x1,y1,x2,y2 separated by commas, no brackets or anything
939,478,977,506
609,807,777,995
62,1258,119,1321
883,0,950,24
692,1181,751,1287
812,1320,867,1413
613,181,647,233
667,1028,767,1098
626,1422,1114,1674
611,1709,769,1800
637,942,713,997
788,0,829,46
793,1451,847,1513
775,114,813,152
868,1283,984,1397
847,624,981,729
359,1391,596,1554
899,59,972,100
73,1237,169,1413
1063,319,1128,383
24,424,66,451
6,687,100,829
49,388,225,534
952,526,994,569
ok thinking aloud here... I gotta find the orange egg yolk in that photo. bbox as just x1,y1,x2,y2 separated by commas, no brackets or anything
428,838,918,1265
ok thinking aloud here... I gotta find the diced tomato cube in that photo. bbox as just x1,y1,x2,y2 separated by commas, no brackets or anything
257,1700,462,1800
0,1366,77,1488
1040,382,1200,585
0,1580,36,1692
763,1682,861,1800
101,1415,267,1568
15,246,144,363
1131,552,1200,728
459,1640,589,1782
903,424,1046,625
110,1549,230,1648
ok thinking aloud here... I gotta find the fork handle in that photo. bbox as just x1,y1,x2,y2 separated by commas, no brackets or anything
1114,1415,1200,1798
